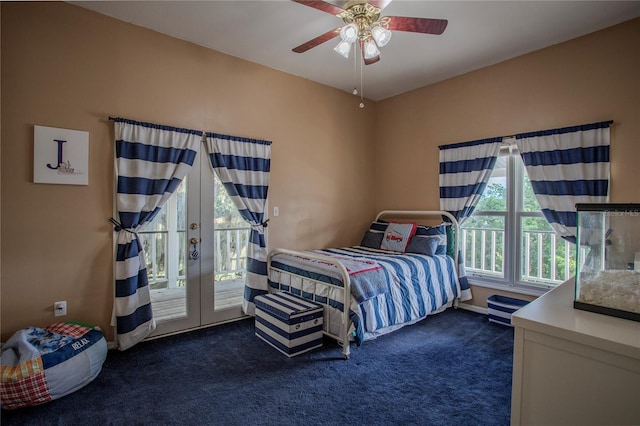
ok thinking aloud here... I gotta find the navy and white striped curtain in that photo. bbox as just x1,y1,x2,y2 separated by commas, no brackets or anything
205,133,271,316
439,137,503,222
113,118,201,350
439,137,503,300
515,121,612,243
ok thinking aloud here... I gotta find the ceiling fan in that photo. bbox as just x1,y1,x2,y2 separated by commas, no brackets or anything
291,0,448,65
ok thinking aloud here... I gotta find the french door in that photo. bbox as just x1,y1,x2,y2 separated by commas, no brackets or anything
141,146,249,337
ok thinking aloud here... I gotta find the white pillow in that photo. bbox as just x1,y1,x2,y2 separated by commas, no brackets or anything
380,222,417,252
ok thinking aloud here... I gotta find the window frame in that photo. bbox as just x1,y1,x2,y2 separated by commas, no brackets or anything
464,143,557,296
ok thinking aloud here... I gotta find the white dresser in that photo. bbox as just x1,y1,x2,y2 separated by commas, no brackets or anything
510,279,640,425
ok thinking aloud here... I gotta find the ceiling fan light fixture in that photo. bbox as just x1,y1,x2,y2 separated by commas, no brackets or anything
363,40,380,59
371,25,392,47
339,23,359,44
334,40,352,58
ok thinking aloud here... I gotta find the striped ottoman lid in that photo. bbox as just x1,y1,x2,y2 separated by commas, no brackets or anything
254,292,322,323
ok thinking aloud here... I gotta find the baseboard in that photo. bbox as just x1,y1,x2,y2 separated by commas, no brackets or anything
457,302,488,315
104,308,487,349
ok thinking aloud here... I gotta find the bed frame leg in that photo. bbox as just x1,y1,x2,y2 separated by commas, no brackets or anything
342,341,350,360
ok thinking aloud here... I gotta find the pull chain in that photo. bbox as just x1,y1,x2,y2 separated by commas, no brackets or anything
359,53,365,108
352,42,358,96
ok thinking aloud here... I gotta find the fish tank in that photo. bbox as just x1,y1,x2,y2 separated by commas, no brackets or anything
574,203,640,322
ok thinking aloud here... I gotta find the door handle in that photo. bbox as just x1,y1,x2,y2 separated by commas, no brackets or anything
189,238,200,260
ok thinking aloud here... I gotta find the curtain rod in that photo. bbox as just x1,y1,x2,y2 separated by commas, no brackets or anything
108,116,203,136
504,120,614,142
500,120,614,143
108,116,270,144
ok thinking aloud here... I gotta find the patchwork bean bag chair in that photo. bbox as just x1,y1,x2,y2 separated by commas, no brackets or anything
0,322,107,410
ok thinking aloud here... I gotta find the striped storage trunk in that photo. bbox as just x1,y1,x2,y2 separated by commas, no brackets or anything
254,292,323,357
487,295,530,326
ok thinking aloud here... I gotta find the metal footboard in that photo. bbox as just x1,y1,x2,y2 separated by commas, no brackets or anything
267,248,353,359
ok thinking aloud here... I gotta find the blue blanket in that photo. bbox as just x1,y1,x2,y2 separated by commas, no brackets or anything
270,251,389,303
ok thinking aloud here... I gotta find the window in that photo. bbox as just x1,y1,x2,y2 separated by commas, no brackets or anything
138,178,188,290
461,143,576,293
213,172,251,283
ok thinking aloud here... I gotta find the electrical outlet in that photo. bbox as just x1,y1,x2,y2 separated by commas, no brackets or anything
54,301,67,317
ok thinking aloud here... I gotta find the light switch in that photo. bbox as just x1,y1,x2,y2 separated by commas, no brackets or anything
273,206,279,217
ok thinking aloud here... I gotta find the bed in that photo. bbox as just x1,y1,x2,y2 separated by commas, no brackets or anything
267,210,468,359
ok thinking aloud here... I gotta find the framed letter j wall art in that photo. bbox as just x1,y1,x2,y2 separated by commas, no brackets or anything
34,125,89,185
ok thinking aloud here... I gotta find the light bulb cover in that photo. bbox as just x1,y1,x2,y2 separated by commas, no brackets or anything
339,23,359,43
363,40,380,59
371,25,392,47
334,40,352,58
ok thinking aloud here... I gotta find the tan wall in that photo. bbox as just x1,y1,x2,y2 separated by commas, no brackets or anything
375,18,640,308
0,5,2,326
0,3,377,341
2,3,638,341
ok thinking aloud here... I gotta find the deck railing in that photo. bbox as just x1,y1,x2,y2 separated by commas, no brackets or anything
143,226,250,289
461,227,575,285
214,226,250,280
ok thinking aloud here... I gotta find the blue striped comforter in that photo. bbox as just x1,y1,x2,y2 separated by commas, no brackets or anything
269,246,461,345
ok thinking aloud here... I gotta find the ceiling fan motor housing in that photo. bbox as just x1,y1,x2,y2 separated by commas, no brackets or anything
338,3,386,41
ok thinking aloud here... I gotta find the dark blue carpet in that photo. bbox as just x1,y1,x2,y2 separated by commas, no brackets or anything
1,309,513,426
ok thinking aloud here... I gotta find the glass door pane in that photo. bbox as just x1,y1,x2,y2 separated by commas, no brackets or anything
146,178,188,323
213,172,249,310
147,151,202,337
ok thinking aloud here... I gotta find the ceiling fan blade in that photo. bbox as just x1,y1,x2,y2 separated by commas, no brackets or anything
292,28,341,53
368,0,393,10
291,0,345,16
386,17,448,35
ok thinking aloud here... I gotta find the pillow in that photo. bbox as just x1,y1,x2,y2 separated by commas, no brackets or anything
360,231,384,249
413,224,447,255
359,220,389,249
380,222,417,252
445,224,456,258
406,235,440,256
366,219,388,233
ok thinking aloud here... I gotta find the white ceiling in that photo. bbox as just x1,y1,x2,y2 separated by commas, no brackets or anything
72,1,640,101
